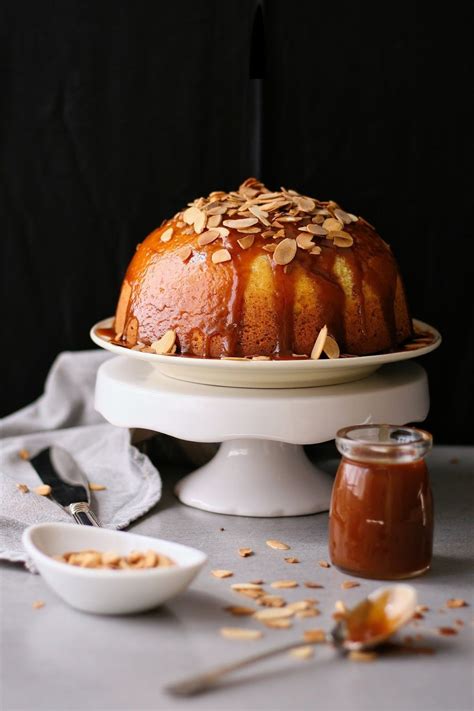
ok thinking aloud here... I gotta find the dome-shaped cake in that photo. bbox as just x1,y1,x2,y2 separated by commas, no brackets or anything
112,179,412,359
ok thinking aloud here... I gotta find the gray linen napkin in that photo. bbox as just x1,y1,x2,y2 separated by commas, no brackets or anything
0,351,162,570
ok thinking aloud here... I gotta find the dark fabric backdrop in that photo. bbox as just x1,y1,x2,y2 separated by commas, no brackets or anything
1,1,472,443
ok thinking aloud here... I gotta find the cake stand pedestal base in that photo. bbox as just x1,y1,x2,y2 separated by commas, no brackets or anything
175,439,332,517
95,358,429,517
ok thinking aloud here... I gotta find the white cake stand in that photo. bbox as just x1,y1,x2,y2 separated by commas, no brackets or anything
94,357,429,517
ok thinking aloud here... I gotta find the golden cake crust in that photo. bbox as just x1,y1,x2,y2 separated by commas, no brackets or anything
112,179,413,358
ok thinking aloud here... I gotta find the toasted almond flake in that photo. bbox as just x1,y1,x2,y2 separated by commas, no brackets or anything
284,557,300,564
214,227,230,238
237,235,255,250
263,618,292,629
254,607,294,620
16,483,29,494
446,599,468,608
290,645,314,660
238,547,253,557
207,213,222,228
198,229,221,246
273,238,297,266
206,205,227,216
223,217,258,229
319,560,331,568
231,583,263,591
296,233,314,250
348,213,359,222
252,355,271,361
303,629,326,643
349,650,377,662
297,609,320,618
33,484,52,496
89,482,107,491
333,231,354,248
234,589,263,599
257,595,286,608
18,449,30,460
285,601,313,613
295,197,316,212
263,244,276,252
341,580,360,589
183,206,201,225
237,226,261,234
334,600,348,614
160,227,173,242
194,209,206,234
220,627,262,640
250,579,264,585
312,215,325,224
304,582,324,589
310,246,322,255
32,600,45,609
261,230,275,238
212,248,232,264
438,626,459,636
212,569,233,578
273,229,285,239
323,217,343,232
278,215,302,222
151,329,176,355
415,604,430,613
224,605,255,616
249,205,271,226
334,208,352,225
266,539,290,550
271,580,298,589
323,335,340,359
178,245,193,262
311,326,328,360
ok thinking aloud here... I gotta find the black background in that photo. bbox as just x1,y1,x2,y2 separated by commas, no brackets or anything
1,1,472,443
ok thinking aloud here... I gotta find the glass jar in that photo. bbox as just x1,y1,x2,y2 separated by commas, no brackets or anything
329,424,433,580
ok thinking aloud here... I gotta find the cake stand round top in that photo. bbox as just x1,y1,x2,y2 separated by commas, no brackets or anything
95,357,429,445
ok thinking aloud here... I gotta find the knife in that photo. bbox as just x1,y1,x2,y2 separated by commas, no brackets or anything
29,446,101,526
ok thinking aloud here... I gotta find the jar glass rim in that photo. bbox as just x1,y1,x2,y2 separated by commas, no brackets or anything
335,424,432,464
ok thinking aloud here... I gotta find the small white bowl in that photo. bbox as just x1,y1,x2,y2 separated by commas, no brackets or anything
22,523,207,615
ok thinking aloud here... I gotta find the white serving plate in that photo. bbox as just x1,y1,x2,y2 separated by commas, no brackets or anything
90,317,441,389
23,523,207,615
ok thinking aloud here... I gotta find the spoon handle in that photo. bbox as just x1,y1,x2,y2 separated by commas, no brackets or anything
166,639,325,696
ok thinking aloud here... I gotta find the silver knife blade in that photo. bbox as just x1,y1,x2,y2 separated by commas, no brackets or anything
29,446,100,526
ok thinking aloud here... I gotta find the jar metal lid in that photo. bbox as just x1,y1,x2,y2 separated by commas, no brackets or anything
336,424,433,464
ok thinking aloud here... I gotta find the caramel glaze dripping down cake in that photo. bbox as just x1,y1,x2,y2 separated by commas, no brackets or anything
112,179,413,359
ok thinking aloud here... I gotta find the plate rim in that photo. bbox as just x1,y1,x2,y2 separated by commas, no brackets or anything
90,317,441,370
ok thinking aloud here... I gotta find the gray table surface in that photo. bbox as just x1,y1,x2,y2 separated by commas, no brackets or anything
1,445,473,711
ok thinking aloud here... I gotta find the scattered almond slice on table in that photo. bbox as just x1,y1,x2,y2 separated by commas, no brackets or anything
16,483,29,494
264,618,292,629
33,485,51,496
284,557,300,564
290,645,314,660
303,629,326,643
220,627,262,640
304,582,324,589
271,580,298,589
266,539,290,550
297,609,320,618
341,580,360,590
89,483,107,491
224,606,255,617
18,449,30,460
257,595,286,607
254,607,294,621
32,601,45,610
318,560,331,568
349,651,377,662
211,569,233,579
238,547,253,557
446,598,468,608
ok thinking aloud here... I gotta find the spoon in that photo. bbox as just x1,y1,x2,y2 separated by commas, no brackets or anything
166,584,417,696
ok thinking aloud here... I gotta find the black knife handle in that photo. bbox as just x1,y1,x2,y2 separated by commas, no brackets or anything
69,503,101,527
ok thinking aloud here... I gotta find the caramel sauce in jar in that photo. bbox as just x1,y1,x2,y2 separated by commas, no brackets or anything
329,425,433,580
